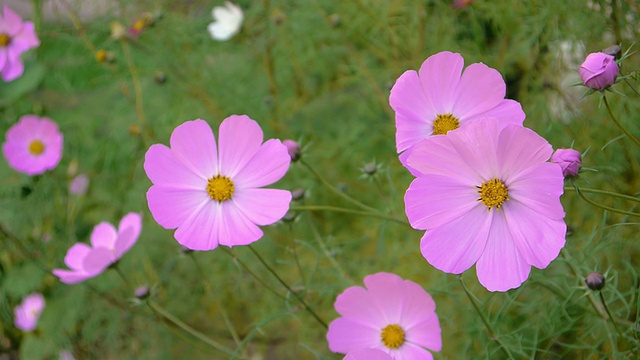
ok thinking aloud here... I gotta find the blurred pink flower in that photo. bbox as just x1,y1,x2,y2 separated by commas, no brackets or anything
551,148,581,177
2,115,63,176
14,293,45,332
69,173,90,195
452,0,475,8
144,116,291,251
53,213,142,284
0,6,40,82
579,52,619,90
327,272,441,359
344,348,393,360
405,119,566,291
390,51,525,175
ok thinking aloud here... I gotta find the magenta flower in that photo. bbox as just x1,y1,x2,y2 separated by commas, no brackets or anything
14,293,45,332
390,51,525,173
327,272,441,359
405,118,566,291
579,52,619,90
2,115,63,176
0,6,40,82
53,213,142,284
345,348,393,360
144,116,291,251
551,148,581,177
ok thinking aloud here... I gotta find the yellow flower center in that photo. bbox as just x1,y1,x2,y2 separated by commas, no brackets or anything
0,33,10,47
206,175,235,202
28,140,45,155
381,324,405,349
95,49,108,63
478,178,509,209
432,113,460,135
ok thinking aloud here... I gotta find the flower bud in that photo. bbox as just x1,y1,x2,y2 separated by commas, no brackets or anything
134,285,150,299
579,52,619,90
69,174,90,196
363,162,378,176
283,139,300,162
551,148,581,177
291,188,305,201
585,272,605,291
602,45,621,59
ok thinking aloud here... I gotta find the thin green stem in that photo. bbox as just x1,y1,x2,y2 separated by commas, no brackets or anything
222,248,288,301
458,276,514,359
565,186,640,204
301,159,379,213
247,245,328,329
147,301,244,359
121,39,155,145
603,95,640,148
599,291,626,342
571,183,640,217
290,205,409,226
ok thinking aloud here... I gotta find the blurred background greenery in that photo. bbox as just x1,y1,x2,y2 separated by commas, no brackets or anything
1,0,639,358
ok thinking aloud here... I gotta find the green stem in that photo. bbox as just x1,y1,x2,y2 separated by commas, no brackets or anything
603,95,640,148
121,39,155,144
222,248,289,302
458,276,514,359
599,291,626,343
565,186,640,204
147,301,243,358
247,245,328,329
301,159,379,213
571,183,640,217
290,205,409,226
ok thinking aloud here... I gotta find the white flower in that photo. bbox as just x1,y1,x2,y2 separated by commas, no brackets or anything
207,2,243,41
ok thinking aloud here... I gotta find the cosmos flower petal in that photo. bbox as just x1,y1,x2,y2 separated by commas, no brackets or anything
233,139,290,188
405,175,480,230
217,202,264,247
147,186,208,229
508,162,565,219
344,348,393,360
90,222,118,249
51,269,92,284
169,119,218,180
3,6,23,36
144,144,205,189
407,135,482,182
218,115,263,177
362,273,406,323
327,317,380,354
504,203,566,269
464,99,525,125
399,282,437,328
476,211,531,291
453,63,506,119
406,313,442,351
418,51,464,114
390,70,434,153
2,116,62,175
334,286,387,326
63,243,92,270
392,344,435,360
115,212,143,258
82,247,115,274
14,293,45,332
1,55,23,81
174,202,220,251
497,124,553,178
420,205,492,274
232,188,291,226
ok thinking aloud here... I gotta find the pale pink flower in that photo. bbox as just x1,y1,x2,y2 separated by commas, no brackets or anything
14,293,45,332
551,148,581,177
2,115,63,176
579,52,619,90
405,118,566,291
0,6,40,82
69,174,90,195
53,213,142,284
144,116,291,251
345,348,393,360
390,51,525,174
327,272,441,359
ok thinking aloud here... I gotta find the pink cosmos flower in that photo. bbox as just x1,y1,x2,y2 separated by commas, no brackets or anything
0,6,40,82
390,51,525,174
14,293,45,332
2,115,63,176
551,148,581,178
345,348,393,360
144,116,291,251
69,173,90,196
579,52,619,90
327,272,442,359
405,118,566,292
53,213,142,284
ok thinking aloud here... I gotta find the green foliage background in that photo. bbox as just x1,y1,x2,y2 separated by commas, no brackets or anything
1,0,639,358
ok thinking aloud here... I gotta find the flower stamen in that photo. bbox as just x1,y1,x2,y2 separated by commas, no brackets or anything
432,113,460,135
381,324,405,349
0,33,10,47
28,140,45,155
206,175,235,202
478,178,509,210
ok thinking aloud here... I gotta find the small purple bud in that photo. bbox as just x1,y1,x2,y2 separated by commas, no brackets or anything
585,272,605,291
283,139,301,162
551,148,582,177
134,285,150,299
69,174,90,196
579,52,619,90
291,188,305,201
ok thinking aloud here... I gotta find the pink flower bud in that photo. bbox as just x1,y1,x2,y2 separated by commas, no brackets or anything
551,148,581,177
283,139,300,161
579,52,619,90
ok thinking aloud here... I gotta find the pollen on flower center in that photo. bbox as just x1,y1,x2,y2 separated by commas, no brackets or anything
0,33,10,47
478,178,509,209
381,324,405,349
206,175,235,202
432,113,460,135
28,140,45,155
